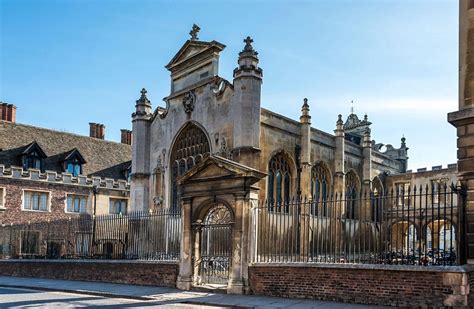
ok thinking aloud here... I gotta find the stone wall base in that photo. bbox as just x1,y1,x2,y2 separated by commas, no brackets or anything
249,264,472,307
0,260,178,288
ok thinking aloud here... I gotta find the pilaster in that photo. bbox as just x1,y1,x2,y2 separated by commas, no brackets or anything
177,197,193,290
334,115,345,194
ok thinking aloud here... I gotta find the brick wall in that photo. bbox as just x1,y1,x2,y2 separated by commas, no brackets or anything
249,264,471,307
0,178,92,224
0,260,178,287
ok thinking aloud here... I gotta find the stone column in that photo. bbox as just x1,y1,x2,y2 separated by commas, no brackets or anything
299,98,312,259
448,1,474,265
192,220,202,286
334,115,345,194
177,197,193,290
334,115,345,252
131,88,152,212
362,127,372,220
228,193,245,294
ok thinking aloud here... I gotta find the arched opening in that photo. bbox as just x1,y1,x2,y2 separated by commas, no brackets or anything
170,123,210,212
345,170,361,219
311,162,331,216
371,176,384,222
195,203,233,286
267,152,292,212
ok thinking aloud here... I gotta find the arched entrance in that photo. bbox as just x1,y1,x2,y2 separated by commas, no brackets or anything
194,203,233,287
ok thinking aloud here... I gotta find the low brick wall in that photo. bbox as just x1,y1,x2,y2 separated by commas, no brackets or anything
0,260,178,287
249,263,473,307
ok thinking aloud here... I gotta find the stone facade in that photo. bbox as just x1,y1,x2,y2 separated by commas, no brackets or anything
129,27,452,294
449,0,474,264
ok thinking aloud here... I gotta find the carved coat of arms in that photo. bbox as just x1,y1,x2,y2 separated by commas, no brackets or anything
182,91,195,114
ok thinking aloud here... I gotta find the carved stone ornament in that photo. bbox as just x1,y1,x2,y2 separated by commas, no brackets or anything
182,91,196,114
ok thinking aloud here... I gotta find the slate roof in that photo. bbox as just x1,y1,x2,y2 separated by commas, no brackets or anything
0,120,131,180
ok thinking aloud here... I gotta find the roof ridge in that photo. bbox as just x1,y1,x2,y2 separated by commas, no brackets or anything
0,120,131,147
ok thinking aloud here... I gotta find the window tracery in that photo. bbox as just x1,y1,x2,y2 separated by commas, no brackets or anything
267,153,292,212
311,162,331,216
170,123,210,211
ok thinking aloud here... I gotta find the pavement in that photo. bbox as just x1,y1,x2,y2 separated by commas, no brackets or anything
0,276,387,308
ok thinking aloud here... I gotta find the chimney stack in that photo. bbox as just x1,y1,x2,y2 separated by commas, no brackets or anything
89,123,105,139
0,102,16,123
120,129,132,145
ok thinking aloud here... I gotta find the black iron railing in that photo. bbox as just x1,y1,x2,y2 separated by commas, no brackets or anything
0,209,181,261
253,183,465,266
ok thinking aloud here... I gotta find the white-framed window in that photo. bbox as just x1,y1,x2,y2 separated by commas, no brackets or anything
0,187,5,209
23,190,49,212
66,194,88,214
109,198,127,214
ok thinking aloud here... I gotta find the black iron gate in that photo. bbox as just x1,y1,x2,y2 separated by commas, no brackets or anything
199,224,232,284
197,204,233,285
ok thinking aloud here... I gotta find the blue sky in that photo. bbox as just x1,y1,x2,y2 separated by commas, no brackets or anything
0,0,458,170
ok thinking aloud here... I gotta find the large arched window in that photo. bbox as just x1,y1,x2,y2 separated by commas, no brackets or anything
267,152,292,212
170,123,210,212
311,162,331,216
345,170,361,219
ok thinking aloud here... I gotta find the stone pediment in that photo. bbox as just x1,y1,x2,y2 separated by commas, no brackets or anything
177,155,266,186
165,40,226,71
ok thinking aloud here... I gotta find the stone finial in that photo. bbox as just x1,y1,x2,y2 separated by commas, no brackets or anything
234,35,261,79
335,114,344,136
189,24,200,41
401,135,406,148
302,98,310,113
133,87,152,118
363,127,372,148
300,98,311,124
244,36,254,51
364,114,368,122
136,88,150,105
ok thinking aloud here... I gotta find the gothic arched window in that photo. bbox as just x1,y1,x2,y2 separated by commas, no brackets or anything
311,162,331,216
170,123,210,212
371,176,384,222
345,170,360,220
267,153,292,212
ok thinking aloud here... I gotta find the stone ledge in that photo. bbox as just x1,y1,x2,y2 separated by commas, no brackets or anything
249,262,474,273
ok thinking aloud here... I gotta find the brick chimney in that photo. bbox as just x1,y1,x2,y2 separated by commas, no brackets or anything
120,129,132,145
89,123,105,139
0,102,16,123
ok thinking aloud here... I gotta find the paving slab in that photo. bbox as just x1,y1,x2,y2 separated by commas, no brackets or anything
0,276,388,308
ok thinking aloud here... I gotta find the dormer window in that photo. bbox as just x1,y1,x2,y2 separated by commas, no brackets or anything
62,149,86,177
21,142,46,171
66,160,82,176
24,151,42,169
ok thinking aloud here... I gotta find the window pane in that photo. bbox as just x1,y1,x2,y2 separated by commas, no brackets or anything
74,197,80,212
276,172,282,206
34,159,41,170
74,164,81,176
267,171,274,205
24,192,31,210
67,196,73,212
32,193,39,210
40,193,47,211
80,197,87,213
